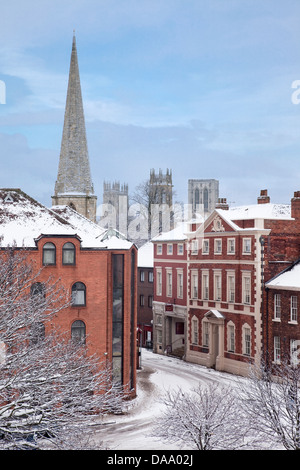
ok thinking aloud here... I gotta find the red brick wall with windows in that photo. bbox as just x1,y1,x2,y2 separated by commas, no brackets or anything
21,236,137,395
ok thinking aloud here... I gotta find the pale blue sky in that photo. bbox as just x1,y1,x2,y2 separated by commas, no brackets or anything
1,0,300,208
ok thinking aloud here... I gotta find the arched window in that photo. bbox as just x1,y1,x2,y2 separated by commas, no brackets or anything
42,242,56,265
72,282,86,306
30,322,46,344
62,242,75,265
71,320,86,344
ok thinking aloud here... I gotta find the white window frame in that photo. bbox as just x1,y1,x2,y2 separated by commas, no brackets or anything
242,324,251,356
167,244,173,255
214,238,222,254
166,269,172,298
177,243,184,255
191,270,198,300
227,238,235,254
290,295,298,323
202,239,209,254
274,293,281,320
191,316,199,345
202,271,209,300
274,336,281,363
242,273,251,305
243,238,251,254
214,272,222,301
290,339,300,366
202,320,209,348
227,273,235,303
177,270,183,299
157,244,162,255
191,239,198,255
227,322,235,353
156,268,162,296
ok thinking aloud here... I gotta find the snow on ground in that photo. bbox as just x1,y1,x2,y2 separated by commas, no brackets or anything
93,349,243,450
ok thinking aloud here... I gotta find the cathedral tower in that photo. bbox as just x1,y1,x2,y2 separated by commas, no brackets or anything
52,33,97,222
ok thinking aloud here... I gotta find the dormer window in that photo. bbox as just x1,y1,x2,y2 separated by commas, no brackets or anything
42,242,56,266
62,242,75,265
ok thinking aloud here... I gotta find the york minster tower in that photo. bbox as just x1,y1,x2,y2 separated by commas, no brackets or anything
52,33,97,222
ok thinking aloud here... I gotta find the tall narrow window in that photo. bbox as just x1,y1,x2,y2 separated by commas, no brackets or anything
191,271,198,299
43,242,56,265
112,254,124,384
243,326,251,356
202,273,209,300
177,271,183,299
72,282,86,306
228,323,235,352
291,296,298,322
243,276,251,304
274,336,281,363
71,320,86,344
62,242,75,265
214,273,221,301
274,294,281,320
156,269,162,296
167,270,172,297
227,275,235,303
202,320,209,348
192,317,199,344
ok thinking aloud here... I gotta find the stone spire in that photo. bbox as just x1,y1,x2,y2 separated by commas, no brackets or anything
52,33,97,221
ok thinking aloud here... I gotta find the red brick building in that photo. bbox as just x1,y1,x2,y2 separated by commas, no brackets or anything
152,190,300,376
137,242,154,349
152,223,189,357
265,259,300,366
0,189,137,395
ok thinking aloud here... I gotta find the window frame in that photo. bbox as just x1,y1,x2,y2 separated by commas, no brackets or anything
42,242,56,266
71,282,86,307
62,242,76,265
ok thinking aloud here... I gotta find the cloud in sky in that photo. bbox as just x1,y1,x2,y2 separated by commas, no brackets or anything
1,0,300,209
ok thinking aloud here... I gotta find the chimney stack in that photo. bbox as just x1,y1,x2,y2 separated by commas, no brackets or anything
215,198,229,210
257,189,270,204
291,191,300,220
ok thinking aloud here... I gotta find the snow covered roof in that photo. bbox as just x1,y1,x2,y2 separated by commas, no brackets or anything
266,261,300,290
0,190,133,251
224,203,292,221
151,222,189,242
0,189,76,247
138,241,153,268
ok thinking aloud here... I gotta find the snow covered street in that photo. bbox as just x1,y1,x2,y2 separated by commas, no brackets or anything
95,349,241,450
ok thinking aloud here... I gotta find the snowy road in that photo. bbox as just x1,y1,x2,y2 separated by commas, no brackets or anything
94,349,241,451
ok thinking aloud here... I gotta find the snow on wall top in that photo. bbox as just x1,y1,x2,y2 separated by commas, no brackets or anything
138,241,153,268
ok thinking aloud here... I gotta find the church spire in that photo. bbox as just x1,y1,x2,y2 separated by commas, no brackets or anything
52,33,97,221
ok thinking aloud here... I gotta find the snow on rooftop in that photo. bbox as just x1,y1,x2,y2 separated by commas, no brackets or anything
266,262,300,290
0,190,75,247
224,203,291,221
0,191,133,250
138,241,153,268
151,222,189,242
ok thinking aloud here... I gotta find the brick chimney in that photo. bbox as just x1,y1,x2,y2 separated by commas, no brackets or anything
215,198,229,210
257,189,270,204
291,191,300,220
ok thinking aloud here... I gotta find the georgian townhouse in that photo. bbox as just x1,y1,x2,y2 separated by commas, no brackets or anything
0,189,137,396
186,190,300,376
152,223,191,358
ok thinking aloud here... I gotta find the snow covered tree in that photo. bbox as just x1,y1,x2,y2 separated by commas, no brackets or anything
238,358,300,450
0,248,126,450
153,382,249,450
